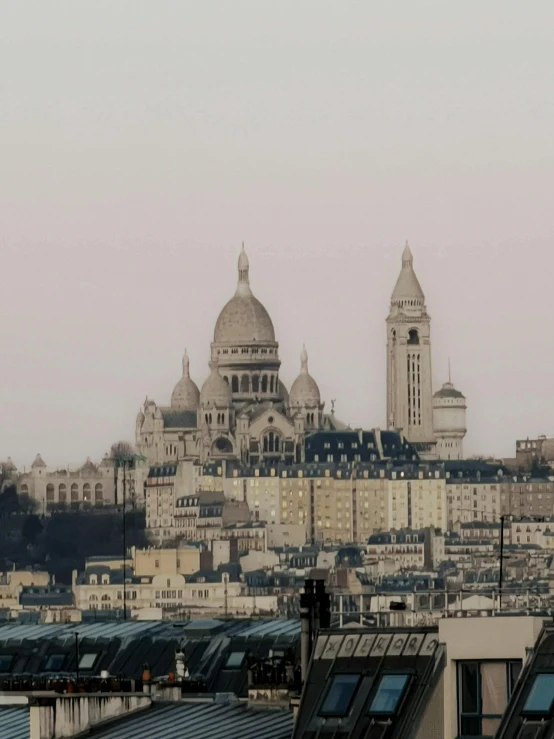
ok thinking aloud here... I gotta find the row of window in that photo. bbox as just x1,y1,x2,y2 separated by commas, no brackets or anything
320,672,410,718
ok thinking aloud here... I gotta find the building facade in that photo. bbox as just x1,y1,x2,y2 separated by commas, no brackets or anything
135,247,346,470
386,243,468,460
17,454,116,511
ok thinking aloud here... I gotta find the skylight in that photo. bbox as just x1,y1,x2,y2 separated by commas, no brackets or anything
43,654,65,672
0,655,13,672
523,674,554,714
320,674,360,717
78,653,98,670
368,674,410,715
224,651,246,669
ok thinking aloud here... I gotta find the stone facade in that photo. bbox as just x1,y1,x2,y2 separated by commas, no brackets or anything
386,243,468,460
17,454,116,511
135,246,342,471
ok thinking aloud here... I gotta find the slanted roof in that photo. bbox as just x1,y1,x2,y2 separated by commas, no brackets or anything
89,699,294,739
293,626,444,739
495,624,554,739
160,409,198,429
0,707,28,739
0,619,300,694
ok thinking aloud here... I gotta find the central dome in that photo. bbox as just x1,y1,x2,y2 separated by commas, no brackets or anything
213,246,275,344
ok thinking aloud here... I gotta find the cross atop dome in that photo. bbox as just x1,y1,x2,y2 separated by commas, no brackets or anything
300,344,309,373
236,243,252,297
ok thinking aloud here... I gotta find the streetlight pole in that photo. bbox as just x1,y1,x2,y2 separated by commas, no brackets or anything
122,462,127,621
75,631,80,685
499,514,505,611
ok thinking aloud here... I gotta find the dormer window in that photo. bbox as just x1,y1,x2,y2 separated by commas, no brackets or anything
101,575,109,585
89,575,97,585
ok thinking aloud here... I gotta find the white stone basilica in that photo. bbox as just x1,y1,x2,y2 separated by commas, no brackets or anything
135,246,346,467
136,242,467,466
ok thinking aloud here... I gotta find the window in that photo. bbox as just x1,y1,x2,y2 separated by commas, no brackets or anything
224,651,246,669
523,674,554,715
457,660,521,737
43,654,65,672
0,655,14,671
368,674,409,714
319,674,360,717
78,653,98,670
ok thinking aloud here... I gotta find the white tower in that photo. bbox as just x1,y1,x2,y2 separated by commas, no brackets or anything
433,364,467,460
386,243,435,456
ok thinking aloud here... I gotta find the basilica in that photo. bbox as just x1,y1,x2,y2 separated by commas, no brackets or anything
135,246,347,467
135,243,468,466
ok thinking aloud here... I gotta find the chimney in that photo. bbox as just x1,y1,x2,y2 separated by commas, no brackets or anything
300,578,331,682
299,580,314,682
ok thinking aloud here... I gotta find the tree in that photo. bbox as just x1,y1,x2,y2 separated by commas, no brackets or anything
110,441,135,463
22,514,43,544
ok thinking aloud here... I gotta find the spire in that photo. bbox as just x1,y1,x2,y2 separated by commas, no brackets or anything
236,243,252,297
402,240,413,267
182,349,190,378
391,241,424,304
300,344,309,373
448,356,451,384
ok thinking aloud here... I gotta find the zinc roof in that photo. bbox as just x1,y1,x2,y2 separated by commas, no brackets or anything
92,699,293,739
0,707,29,739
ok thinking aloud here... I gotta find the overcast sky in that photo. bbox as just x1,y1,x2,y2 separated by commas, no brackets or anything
1,1,554,468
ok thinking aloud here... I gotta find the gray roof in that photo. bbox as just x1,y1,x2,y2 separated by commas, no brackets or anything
433,384,465,399
160,409,198,429
0,707,29,739
92,700,294,739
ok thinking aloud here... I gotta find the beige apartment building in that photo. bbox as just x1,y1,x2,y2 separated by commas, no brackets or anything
446,478,501,527
131,545,201,577
500,477,554,517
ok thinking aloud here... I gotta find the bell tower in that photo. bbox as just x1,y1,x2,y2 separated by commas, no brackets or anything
386,243,435,455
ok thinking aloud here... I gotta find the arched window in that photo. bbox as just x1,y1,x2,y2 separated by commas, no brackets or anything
262,431,281,454
95,483,103,503
241,374,249,393
101,594,110,601
252,375,259,393
71,483,79,502
83,483,91,502
407,329,419,345
89,594,98,600
231,376,239,393
46,484,54,502
20,484,29,495
261,375,268,393
58,483,67,503
270,376,275,393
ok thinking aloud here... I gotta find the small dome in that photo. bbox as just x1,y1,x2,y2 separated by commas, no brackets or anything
31,454,46,469
4,457,17,472
201,362,232,408
81,457,97,474
136,409,145,425
154,407,163,420
433,382,465,400
171,350,200,411
289,346,321,407
213,246,275,344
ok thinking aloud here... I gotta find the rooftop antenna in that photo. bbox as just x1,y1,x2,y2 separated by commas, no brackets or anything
448,357,451,384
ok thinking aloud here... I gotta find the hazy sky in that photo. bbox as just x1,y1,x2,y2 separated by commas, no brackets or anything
2,1,554,468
